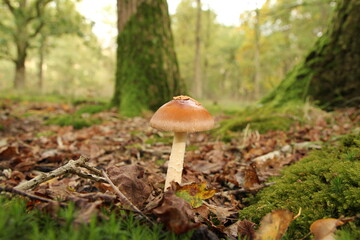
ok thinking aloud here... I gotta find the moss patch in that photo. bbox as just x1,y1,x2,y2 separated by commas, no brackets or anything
214,102,323,138
75,103,110,115
46,114,101,129
239,135,360,239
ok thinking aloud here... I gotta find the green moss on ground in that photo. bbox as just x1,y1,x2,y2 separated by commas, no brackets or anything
46,103,110,129
214,102,323,138
75,103,110,115
46,114,101,129
239,135,360,239
0,196,192,240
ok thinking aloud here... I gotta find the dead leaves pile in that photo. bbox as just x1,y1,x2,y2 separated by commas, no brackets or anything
0,99,359,238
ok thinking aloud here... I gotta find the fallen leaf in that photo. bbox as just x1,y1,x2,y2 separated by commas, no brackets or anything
238,220,256,240
175,182,216,208
153,191,199,234
255,209,294,240
73,200,103,224
191,225,219,240
107,165,152,208
224,219,256,239
243,163,261,189
310,218,345,240
0,145,18,160
205,203,237,223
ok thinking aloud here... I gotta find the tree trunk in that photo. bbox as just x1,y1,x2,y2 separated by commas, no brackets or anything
194,0,202,99
37,35,46,90
113,0,184,116
254,8,261,100
14,42,27,89
261,0,360,109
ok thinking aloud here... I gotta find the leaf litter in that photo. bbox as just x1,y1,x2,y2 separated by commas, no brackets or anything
0,99,359,238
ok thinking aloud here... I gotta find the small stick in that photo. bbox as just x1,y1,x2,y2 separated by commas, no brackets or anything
15,156,88,191
102,170,155,225
78,162,103,176
69,169,107,183
215,182,275,196
0,186,67,206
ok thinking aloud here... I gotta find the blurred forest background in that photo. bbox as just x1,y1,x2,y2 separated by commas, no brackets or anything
0,0,335,104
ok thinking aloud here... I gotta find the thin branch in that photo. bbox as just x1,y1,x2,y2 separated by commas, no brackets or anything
3,0,15,13
27,0,52,38
252,141,321,164
0,186,67,206
15,156,88,191
78,162,103,176
102,170,155,225
215,182,275,196
69,169,107,183
0,50,15,62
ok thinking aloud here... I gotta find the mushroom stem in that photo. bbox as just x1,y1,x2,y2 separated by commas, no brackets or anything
164,132,187,190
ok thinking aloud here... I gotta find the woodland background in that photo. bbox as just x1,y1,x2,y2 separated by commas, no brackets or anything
0,0,335,105
0,0,359,239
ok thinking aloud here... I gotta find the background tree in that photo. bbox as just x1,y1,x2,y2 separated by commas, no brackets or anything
35,0,88,90
113,0,184,116
0,0,52,88
193,0,202,98
261,0,360,109
172,0,243,102
236,0,335,101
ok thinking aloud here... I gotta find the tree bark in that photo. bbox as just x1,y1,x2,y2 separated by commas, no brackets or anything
194,0,202,99
14,41,27,88
254,8,261,100
113,0,184,116
261,0,360,109
2,0,51,89
37,35,46,90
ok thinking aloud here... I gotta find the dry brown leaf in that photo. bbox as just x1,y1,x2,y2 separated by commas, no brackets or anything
205,203,237,223
224,219,256,239
255,209,294,240
0,145,18,160
73,200,103,224
191,225,220,240
243,163,261,189
107,165,152,208
152,191,199,234
310,218,345,240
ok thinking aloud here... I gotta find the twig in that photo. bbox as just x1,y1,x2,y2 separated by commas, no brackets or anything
102,170,155,225
15,156,88,191
215,182,275,196
69,169,107,183
78,162,103,176
0,186,66,206
293,207,302,220
252,141,322,164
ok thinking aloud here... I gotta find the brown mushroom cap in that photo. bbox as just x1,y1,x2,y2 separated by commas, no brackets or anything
150,96,214,132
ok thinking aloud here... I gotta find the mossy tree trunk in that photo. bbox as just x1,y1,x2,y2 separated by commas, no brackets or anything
261,0,360,109
113,0,184,116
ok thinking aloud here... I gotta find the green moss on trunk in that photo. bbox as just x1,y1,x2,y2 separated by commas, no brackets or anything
261,0,360,109
113,0,185,116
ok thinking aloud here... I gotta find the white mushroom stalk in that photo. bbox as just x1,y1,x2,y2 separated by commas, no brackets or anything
164,132,187,190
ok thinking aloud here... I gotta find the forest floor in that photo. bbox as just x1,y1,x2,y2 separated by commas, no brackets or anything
0,97,359,239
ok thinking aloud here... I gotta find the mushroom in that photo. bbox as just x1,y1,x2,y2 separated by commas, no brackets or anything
150,95,214,191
